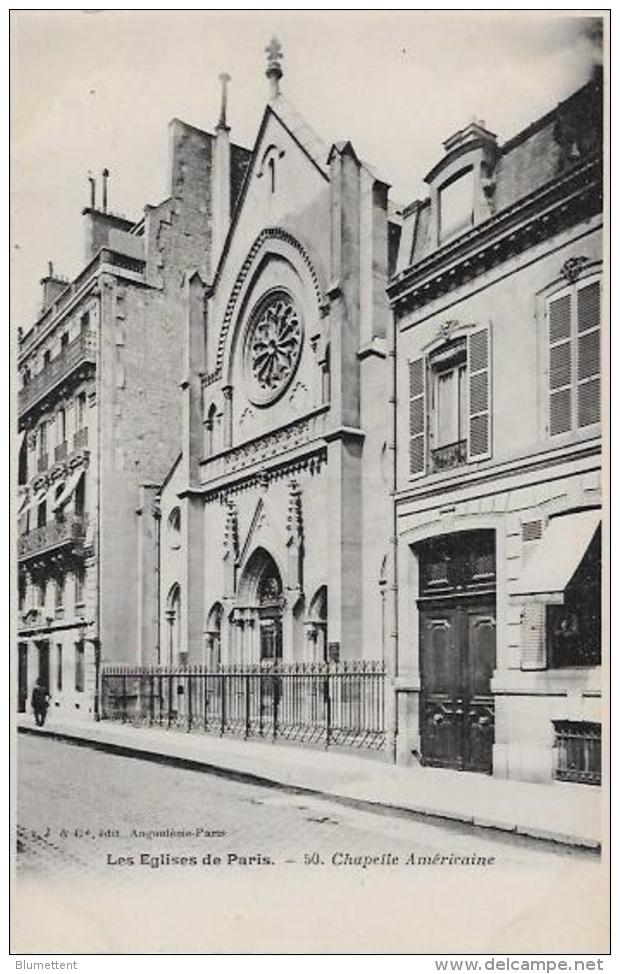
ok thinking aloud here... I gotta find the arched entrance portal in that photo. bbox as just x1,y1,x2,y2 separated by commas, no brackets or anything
237,548,284,663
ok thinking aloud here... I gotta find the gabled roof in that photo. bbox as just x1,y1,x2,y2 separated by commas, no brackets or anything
269,95,330,178
211,94,331,290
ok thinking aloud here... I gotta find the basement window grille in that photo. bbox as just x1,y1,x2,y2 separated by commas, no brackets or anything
553,720,601,785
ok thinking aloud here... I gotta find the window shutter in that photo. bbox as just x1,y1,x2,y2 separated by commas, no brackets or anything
576,279,601,428
548,292,573,435
467,324,492,460
520,603,546,670
408,357,426,477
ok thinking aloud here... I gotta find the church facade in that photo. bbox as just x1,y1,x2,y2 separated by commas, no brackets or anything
151,43,393,671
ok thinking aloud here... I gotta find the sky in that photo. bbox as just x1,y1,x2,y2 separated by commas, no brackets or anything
10,10,603,330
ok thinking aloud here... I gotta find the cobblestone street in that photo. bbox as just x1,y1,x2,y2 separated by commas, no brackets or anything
17,734,594,876
13,735,606,954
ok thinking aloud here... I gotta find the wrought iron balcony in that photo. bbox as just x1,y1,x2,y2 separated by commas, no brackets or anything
73,427,88,450
431,439,467,472
19,331,96,418
18,515,86,563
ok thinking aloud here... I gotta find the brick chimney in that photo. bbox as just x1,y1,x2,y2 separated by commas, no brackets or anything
40,262,67,311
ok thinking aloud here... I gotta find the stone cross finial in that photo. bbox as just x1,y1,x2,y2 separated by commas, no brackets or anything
217,72,231,130
265,36,283,98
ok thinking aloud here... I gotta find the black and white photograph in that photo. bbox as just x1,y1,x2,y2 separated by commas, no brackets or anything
10,8,609,957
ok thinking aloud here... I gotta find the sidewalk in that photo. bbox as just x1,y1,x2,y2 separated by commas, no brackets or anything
16,714,602,850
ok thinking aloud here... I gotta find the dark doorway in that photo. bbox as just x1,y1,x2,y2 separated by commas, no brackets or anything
417,531,496,773
257,558,283,661
18,643,28,713
37,640,50,692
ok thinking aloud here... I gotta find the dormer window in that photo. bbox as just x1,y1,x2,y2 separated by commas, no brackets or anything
439,167,474,243
424,121,498,250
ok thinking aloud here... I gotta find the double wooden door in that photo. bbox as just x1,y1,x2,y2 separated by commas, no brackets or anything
420,599,495,773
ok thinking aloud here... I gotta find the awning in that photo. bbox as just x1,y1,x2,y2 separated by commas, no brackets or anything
512,510,601,602
52,468,84,512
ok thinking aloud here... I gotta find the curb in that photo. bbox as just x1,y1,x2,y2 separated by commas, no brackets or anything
18,724,601,853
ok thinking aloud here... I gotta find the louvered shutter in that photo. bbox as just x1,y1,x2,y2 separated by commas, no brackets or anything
408,357,426,476
467,325,492,460
520,603,546,670
548,292,573,435
576,279,601,428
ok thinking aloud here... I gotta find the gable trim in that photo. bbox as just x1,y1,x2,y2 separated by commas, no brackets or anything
207,227,327,384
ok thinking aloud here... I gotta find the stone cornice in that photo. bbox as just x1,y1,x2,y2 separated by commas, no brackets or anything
388,156,602,315
395,436,601,509
181,444,327,503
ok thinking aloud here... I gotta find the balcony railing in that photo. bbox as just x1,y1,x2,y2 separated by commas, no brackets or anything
73,427,88,450
54,441,68,463
18,515,86,562
19,331,96,417
431,439,467,472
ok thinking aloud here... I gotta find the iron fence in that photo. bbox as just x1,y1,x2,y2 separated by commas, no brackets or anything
101,661,386,751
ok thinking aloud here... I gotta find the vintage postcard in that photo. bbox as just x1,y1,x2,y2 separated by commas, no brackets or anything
10,9,609,956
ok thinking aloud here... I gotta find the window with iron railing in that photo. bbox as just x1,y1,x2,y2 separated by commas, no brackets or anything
408,327,492,478
553,720,601,785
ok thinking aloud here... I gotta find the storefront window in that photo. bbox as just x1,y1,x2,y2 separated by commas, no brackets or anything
547,527,601,668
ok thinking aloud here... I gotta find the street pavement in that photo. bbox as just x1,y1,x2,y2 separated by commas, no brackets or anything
13,735,607,954
17,734,593,875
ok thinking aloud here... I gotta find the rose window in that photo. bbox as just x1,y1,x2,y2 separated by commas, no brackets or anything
245,293,302,405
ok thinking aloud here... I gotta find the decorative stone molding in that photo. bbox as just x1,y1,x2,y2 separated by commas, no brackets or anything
212,228,326,380
203,408,327,480
223,500,239,564
286,480,304,545
560,256,590,284
390,159,602,316
204,449,327,504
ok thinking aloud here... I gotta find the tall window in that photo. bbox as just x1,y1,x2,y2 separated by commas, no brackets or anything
39,420,47,458
55,577,65,613
548,276,601,436
168,507,181,549
430,341,467,468
408,325,491,477
56,644,63,691
37,579,46,608
74,568,85,606
204,403,217,457
75,641,85,692
76,392,86,431
439,167,474,243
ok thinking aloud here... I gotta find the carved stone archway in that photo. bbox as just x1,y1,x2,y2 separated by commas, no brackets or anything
235,547,284,663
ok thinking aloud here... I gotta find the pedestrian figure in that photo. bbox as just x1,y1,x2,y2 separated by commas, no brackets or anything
31,678,50,727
